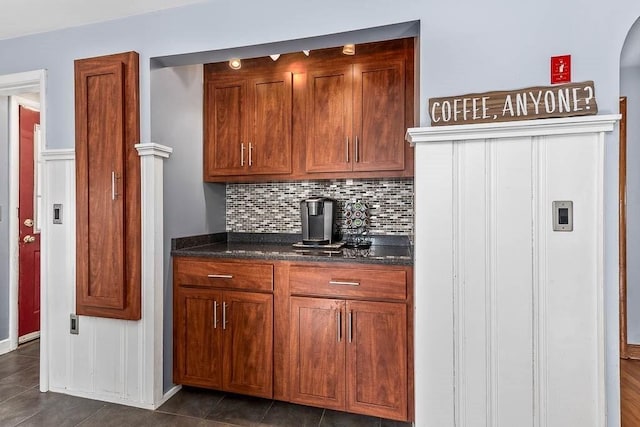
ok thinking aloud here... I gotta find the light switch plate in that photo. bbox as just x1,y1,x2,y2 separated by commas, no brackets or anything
552,200,573,231
70,314,79,334
53,204,63,224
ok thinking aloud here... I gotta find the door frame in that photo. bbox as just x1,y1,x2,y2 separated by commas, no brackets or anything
618,96,640,359
0,69,48,391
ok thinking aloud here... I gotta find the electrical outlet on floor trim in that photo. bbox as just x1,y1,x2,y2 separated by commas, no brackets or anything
70,314,79,334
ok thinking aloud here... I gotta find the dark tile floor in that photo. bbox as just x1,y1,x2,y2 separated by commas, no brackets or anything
0,340,412,426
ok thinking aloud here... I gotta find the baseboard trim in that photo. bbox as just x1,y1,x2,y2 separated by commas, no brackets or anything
626,344,640,360
0,338,11,356
18,331,40,344
47,384,183,410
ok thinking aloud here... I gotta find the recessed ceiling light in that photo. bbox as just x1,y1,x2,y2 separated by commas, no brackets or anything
228,58,241,70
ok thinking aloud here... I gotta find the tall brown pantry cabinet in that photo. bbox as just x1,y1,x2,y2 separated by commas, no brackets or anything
75,51,141,320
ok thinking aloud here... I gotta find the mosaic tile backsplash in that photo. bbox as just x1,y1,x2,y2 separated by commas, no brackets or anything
226,179,414,235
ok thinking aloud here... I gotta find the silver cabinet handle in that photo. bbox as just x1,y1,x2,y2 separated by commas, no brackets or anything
355,136,359,163
207,274,233,279
111,171,116,200
348,311,353,343
241,143,245,166
213,300,218,329
248,142,253,167
222,302,227,330
329,280,360,287
336,310,342,342
345,137,349,163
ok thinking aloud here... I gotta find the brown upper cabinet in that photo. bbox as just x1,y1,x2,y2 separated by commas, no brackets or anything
203,38,414,182
204,72,293,178
306,59,406,173
75,51,141,320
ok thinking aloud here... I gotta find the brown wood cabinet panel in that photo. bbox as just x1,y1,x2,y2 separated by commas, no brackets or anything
289,264,407,301
174,287,223,388
289,297,346,410
346,300,407,420
305,66,353,173
174,257,273,291
223,291,273,398
249,73,292,175
204,72,292,178
204,78,247,176
352,60,405,172
75,51,140,320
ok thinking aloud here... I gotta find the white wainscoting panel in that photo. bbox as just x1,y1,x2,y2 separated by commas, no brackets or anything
42,143,174,409
407,115,617,427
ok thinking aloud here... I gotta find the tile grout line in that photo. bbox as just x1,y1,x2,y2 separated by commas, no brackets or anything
74,403,111,426
317,408,325,426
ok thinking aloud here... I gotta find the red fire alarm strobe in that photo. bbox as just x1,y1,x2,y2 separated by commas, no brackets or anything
551,55,571,84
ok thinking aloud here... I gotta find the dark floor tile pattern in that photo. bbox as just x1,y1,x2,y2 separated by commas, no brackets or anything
0,340,412,426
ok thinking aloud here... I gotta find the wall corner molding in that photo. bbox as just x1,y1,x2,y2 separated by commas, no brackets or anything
135,142,173,159
406,114,621,145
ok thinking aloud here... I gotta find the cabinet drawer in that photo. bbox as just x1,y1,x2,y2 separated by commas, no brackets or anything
174,258,273,291
289,265,406,300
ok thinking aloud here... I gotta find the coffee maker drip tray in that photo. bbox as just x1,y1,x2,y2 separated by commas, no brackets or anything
292,241,344,249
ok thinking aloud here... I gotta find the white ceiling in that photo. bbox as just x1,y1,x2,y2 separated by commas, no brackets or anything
0,0,208,41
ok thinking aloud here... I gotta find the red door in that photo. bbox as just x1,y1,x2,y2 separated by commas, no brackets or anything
18,105,41,340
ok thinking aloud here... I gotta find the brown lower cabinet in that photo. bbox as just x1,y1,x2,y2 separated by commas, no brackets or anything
289,298,408,421
173,258,273,398
173,257,412,421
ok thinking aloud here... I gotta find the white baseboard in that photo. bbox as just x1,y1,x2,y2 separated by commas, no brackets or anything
48,384,183,411
0,338,11,356
18,331,40,344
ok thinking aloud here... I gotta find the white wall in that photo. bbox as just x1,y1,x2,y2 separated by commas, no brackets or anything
150,64,226,391
0,0,637,422
622,66,640,343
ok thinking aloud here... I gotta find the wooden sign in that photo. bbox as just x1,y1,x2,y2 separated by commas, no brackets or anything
429,81,597,126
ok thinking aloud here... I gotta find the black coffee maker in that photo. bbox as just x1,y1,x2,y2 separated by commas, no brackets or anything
300,196,338,245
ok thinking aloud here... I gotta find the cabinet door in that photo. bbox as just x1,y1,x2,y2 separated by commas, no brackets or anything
223,290,273,398
352,60,405,172
289,297,346,410
174,288,223,389
204,78,248,177
346,300,407,420
305,66,353,173
75,51,141,320
248,72,292,175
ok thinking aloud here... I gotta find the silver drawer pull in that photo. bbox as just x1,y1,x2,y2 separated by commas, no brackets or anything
329,280,360,287
207,274,233,279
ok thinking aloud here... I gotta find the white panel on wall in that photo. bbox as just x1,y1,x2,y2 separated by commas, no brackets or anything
43,151,75,392
492,137,534,426
43,144,174,409
407,115,617,427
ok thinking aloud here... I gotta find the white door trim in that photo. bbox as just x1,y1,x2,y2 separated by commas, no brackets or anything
0,69,48,392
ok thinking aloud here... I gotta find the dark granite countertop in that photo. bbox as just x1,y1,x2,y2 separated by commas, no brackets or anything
171,233,413,266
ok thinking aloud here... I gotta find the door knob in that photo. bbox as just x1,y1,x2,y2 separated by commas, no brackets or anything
23,235,35,243
23,218,33,227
